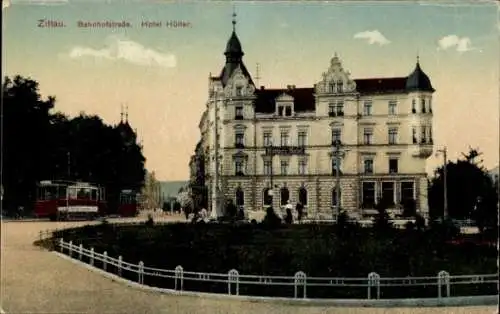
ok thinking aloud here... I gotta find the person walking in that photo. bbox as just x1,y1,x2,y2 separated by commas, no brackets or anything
296,202,304,223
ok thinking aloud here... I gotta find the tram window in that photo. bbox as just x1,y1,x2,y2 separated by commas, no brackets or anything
91,189,97,200
68,188,78,199
77,188,91,199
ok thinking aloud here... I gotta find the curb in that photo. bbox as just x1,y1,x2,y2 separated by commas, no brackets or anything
53,252,499,308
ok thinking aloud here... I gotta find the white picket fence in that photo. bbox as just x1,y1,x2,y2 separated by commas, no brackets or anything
40,231,498,300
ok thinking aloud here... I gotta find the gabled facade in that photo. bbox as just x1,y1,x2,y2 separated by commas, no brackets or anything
195,19,435,219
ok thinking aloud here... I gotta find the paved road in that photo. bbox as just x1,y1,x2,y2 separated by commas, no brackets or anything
0,215,496,314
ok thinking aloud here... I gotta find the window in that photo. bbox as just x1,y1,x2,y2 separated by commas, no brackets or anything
263,132,272,147
235,86,243,96
263,188,273,206
429,99,433,113
235,132,244,148
280,131,289,146
382,182,395,206
298,187,308,206
421,127,426,144
401,182,414,201
280,160,289,175
236,188,244,206
337,80,343,93
364,159,374,174
329,83,335,93
363,128,373,145
428,126,433,143
336,102,344,116
363,101,372,116
388,100,397,115
332,128,342,144
411,99,416,113
421,98,426,113
263,160,272,175
332,158,342,175
285,106,292,116
389,158,398,173
235,106,243,119
298,131,307,147
235,160,244,176
280,187,290,206
412,127,417,144
328,103,336,116
362,182,376,208
388,127,398,145
278,106,284,116
332,188,341,207
298,159,307,175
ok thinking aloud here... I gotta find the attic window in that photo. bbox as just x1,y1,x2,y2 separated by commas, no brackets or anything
277,105,293,117
235,86,243,96
285,106,292,116
337,80,343,93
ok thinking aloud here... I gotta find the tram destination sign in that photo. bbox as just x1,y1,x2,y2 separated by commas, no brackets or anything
265,146,306,155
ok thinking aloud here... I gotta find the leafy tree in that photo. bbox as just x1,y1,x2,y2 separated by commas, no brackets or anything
428,148,497,230
1,75,146,214
373,197,394,232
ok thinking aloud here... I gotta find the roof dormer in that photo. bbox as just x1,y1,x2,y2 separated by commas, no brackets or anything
316,52,356,95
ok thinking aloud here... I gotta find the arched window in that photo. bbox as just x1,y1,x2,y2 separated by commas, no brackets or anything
298,187,308,206
280,187,290,206
332,187,342,207
337,80,343,93
235,188,244,206
263,188,273,207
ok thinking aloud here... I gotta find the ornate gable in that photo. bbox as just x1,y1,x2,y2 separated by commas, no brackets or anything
315,53,356,94
276,93,294,104
224,65,255,97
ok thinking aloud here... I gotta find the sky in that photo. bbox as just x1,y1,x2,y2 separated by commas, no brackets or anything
2,0,499,181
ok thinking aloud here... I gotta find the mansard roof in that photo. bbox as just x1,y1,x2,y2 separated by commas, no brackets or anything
354,77,408,94
254,87,315,113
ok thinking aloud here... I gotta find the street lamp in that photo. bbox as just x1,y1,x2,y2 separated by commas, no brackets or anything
436,147,448,220
268,140,275,208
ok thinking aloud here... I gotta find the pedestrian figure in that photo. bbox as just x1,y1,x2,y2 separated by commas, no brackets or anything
296,202,304,223
285,207,293,224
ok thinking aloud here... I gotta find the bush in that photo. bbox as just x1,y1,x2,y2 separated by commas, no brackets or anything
145,214,154,226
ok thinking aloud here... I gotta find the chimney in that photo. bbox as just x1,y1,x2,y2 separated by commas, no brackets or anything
260,86,265,90
287,85,292,89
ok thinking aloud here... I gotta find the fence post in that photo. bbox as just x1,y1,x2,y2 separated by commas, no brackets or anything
367,272,380,299
118,256,122,277
228,269,239,295
437,271,450,298
294,271,307,299
103,251,108,271
68,241,73,258
175,265,184,291
138,261,144,284
79,244,83,260
59,238,64,253
90,247,94,266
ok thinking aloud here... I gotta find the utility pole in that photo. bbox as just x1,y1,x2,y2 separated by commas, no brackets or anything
255,63,261,87
333,140,342,220
437,147,448,219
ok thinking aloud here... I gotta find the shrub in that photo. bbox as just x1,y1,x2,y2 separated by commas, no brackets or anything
145,214,155,226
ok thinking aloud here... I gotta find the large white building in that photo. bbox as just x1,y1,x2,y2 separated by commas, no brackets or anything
193,19,435,219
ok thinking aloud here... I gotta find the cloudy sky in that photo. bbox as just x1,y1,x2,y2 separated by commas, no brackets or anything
3,0,499,180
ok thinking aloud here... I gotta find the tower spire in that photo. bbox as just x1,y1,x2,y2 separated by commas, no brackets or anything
125,104,129,122
120,104,124,122
232,5,237,32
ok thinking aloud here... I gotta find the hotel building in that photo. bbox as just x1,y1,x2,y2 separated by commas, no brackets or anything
190,20,434,218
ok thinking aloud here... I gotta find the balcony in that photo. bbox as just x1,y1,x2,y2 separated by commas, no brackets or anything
411,143,433,158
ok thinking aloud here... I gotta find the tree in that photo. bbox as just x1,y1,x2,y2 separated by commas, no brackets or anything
1,75,146,214
428,148,497,225
373,197,394,232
